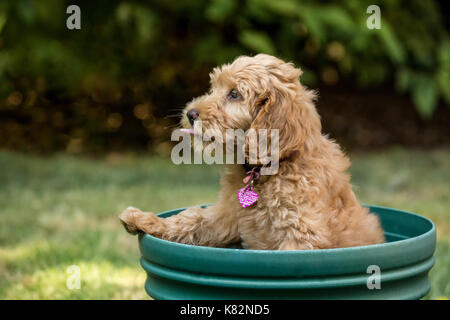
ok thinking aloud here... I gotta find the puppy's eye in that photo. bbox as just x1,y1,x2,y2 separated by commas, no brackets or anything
227,89,242,100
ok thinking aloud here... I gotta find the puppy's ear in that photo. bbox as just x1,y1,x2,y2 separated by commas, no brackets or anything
245,62,321,165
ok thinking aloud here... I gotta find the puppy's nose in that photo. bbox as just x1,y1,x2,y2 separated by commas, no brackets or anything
187,109,199,125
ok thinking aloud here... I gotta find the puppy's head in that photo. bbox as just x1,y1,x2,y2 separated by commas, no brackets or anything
181,54,321,162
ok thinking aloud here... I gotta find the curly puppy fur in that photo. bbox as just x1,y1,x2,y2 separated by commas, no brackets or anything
119,54,385,250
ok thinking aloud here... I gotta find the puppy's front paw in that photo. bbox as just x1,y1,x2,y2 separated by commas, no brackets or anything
119,206,144,235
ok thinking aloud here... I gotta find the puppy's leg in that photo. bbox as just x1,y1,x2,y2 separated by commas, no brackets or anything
119,207,161,235
119,205,239,247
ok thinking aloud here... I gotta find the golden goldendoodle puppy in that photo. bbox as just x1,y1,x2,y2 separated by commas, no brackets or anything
119,54,385,250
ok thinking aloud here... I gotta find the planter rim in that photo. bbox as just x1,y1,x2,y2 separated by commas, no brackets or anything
141,204,435,254
139,204,436,277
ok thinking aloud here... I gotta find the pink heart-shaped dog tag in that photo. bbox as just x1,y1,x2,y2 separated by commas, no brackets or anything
238,187,258,208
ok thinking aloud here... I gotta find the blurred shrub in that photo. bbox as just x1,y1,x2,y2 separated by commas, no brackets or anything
0,0,448,152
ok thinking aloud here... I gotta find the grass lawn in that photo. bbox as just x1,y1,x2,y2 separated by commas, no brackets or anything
0,148,449,299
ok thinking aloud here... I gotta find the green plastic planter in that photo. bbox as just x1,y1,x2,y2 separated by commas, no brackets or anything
138,205,436,300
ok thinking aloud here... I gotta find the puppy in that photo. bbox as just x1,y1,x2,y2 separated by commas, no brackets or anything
119,54,385,250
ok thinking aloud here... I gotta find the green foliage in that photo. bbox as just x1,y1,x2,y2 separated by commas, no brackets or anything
0,0,448,151
438,40,450,104
412,74,439,119
239,30,275,55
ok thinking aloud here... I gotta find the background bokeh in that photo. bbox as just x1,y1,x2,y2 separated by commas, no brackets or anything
0,0,449,300
0,0,449,153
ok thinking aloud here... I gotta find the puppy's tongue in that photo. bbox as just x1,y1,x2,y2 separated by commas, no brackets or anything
180,128,195,135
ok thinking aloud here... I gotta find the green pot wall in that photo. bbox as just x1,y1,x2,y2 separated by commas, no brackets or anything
138,205,436,300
